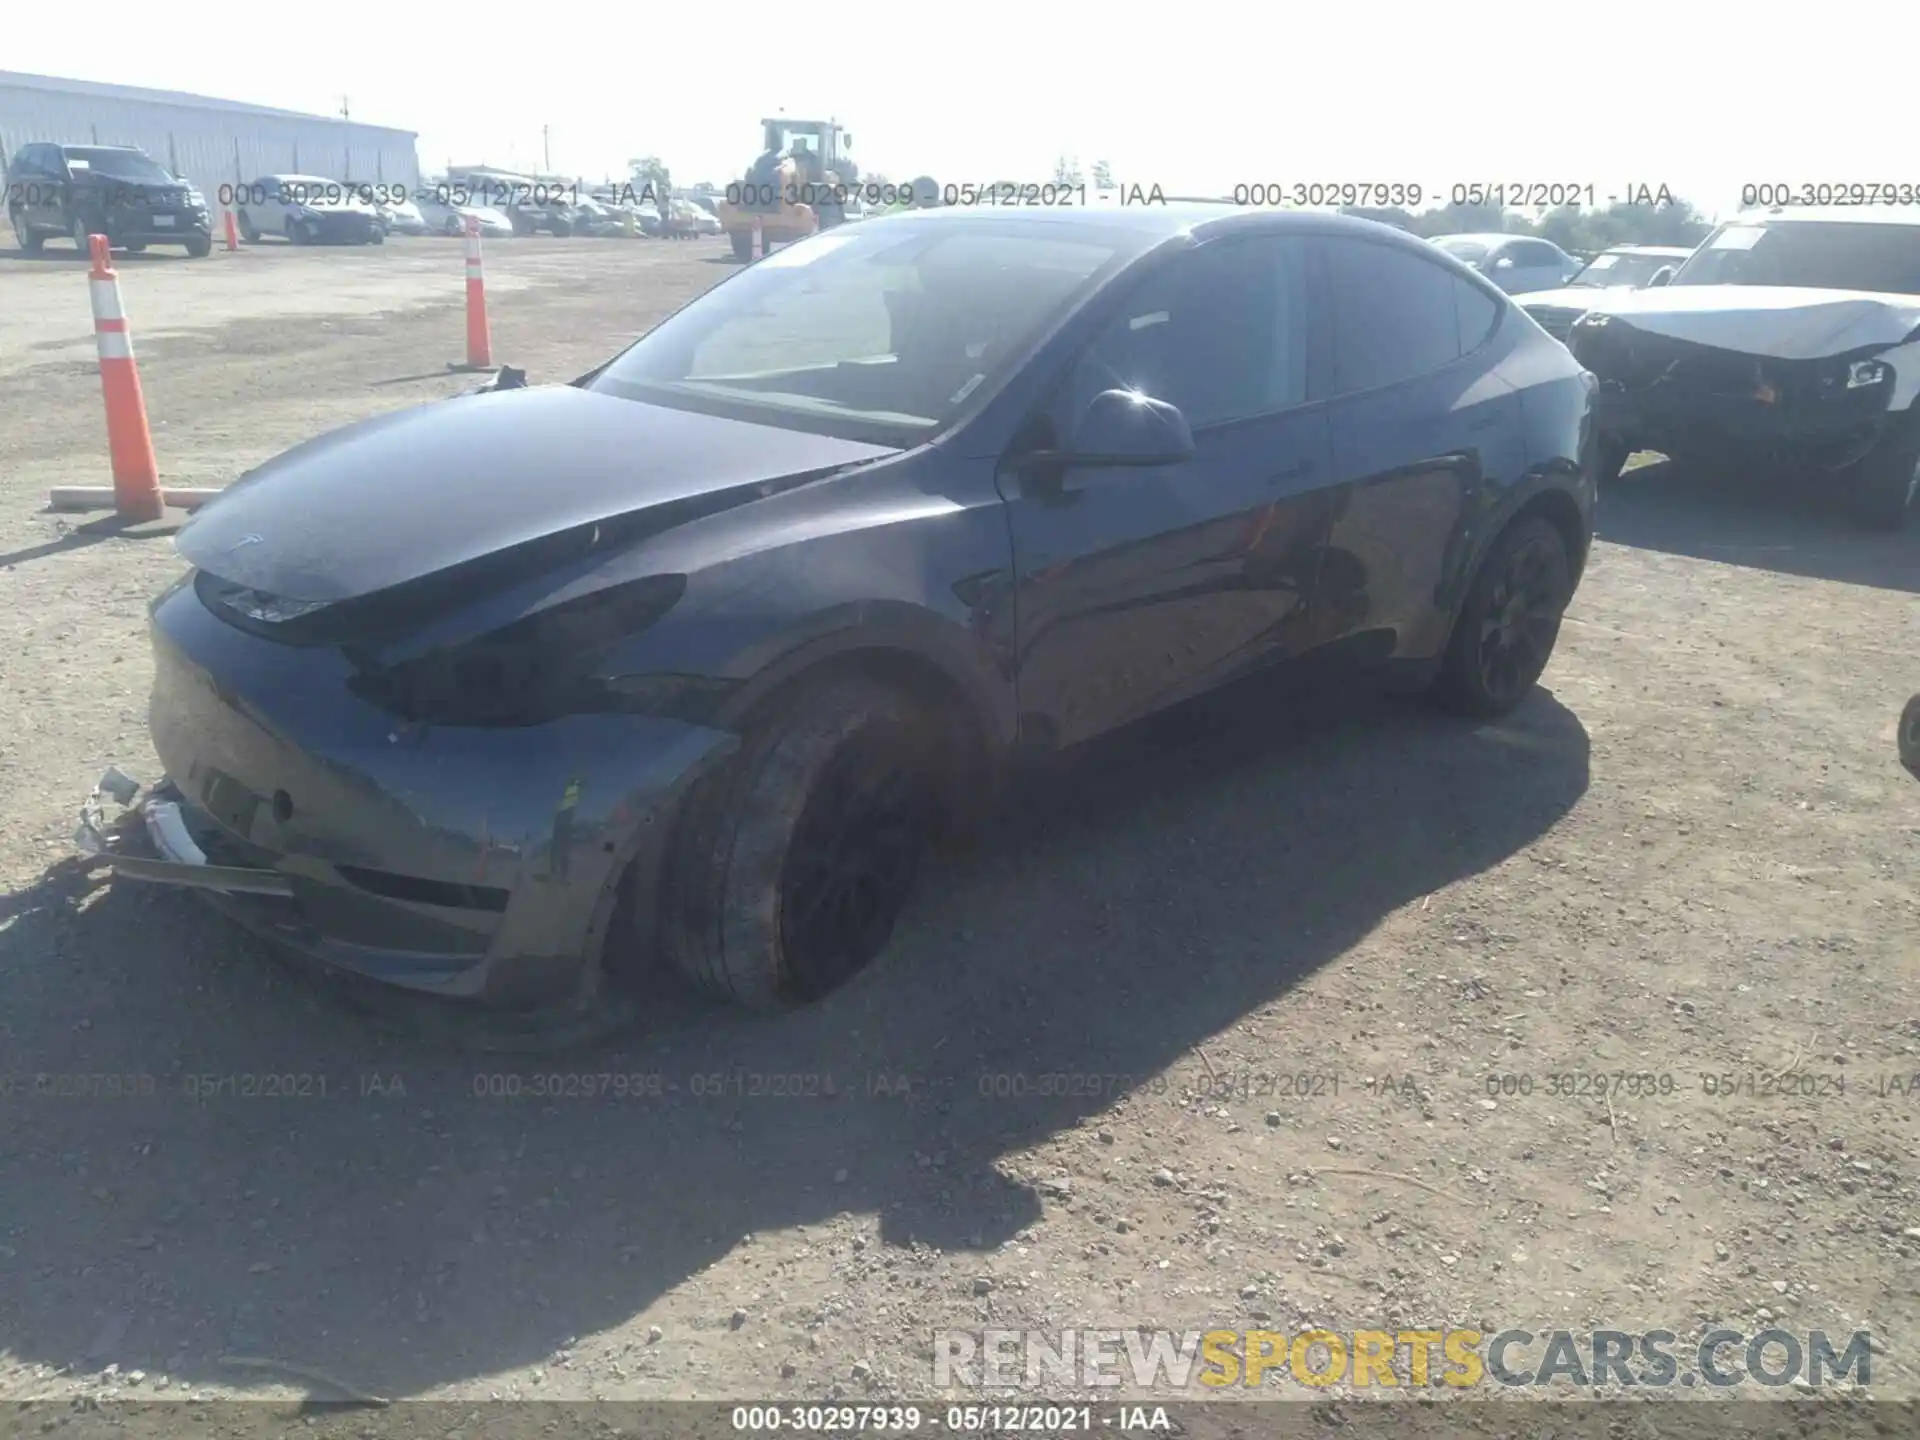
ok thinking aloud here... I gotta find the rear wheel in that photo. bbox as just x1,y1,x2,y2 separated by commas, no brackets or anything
730,229,754,261
1844,416,1920,532
659,676,937,1010
1434,515,1572,718
71,215,97,253
1900,694,1920,780
184,236,211,257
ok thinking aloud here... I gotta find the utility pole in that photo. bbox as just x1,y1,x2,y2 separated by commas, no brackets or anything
543,126,550,172
340,96,350,120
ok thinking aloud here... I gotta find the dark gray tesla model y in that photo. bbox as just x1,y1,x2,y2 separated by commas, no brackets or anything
82,205,1598,1026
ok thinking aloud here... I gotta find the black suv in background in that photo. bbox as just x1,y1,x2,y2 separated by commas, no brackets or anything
5,143,213,257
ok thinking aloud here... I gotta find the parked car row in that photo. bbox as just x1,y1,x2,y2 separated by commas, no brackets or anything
4,140,724,255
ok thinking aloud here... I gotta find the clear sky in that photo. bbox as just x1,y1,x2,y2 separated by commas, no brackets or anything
8,0,1916,219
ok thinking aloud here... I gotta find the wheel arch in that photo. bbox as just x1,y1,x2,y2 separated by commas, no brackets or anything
1509,485,1590,587
714,623,1010,828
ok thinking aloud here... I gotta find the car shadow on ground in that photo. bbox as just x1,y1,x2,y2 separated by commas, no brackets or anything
0,671,1589,1397
1601,458,1920,593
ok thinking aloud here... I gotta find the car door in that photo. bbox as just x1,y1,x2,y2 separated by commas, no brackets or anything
998,233,1336,747
27,146,68,234
251,176,291,234
1310,238,1526,665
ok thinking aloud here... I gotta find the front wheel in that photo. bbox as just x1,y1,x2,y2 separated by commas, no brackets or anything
9,207,42,252
184,235,211,257
237,210,259,243
1433,515,1572,719
659,676,937,1010
1844,417,1919,532
1899,694,1920,781
729,229,754,261
367,227,384,245
71,216,98,253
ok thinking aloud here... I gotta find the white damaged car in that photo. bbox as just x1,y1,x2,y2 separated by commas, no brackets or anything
1567,208,1920,529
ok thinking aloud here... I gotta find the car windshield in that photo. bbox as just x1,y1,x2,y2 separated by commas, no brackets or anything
1433,238,1491,263
1570,252,1679,288
588,221,1129,444
1672,221,1920,295
65,148,173,182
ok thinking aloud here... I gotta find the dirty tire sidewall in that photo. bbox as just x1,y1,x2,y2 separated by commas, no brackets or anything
662,677,929,1011
1848,414,1920,532
1900,695,1920,780
1435,514,1572,719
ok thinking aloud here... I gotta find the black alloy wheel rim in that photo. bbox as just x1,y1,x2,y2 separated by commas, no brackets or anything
1477,537,1563,706
778,729,928,1001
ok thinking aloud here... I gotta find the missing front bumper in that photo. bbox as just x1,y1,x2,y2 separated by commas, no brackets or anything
76,769,295,898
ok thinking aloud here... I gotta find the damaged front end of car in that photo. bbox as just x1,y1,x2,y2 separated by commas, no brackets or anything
1570,310,1905,477
78,522,750,1021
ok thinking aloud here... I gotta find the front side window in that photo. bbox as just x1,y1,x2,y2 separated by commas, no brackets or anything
1672,221,1920,295
1327,240,1464,395
1057,237,1311,431
591,220,1133,443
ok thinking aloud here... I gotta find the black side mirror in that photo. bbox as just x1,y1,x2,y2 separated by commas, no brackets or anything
1064,389,1195,466
1647,266,1676,288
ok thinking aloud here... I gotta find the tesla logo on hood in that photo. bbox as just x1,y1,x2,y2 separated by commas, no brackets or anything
229,534,264,552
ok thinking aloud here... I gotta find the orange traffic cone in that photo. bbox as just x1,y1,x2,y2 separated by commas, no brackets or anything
463,215,492,369
223,210,240,251
88,236,164,522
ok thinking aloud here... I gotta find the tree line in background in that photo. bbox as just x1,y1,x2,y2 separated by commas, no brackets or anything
643,142,1719,253
1052,155,1716,253
1342,196,1714,253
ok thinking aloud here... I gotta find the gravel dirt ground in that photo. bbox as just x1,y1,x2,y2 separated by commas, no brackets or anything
0,235,1917,1419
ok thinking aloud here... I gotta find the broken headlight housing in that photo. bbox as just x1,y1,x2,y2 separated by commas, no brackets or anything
346,574,687,727
1846,359,1890,390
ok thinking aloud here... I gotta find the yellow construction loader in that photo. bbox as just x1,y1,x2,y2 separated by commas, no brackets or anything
716,118,907,261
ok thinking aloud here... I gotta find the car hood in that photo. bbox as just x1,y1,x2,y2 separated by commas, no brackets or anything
1570,284,1920,360
1519,284,1642,309
177,385,899,602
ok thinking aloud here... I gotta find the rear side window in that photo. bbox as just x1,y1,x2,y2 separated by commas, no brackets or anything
1453,276,1501,354
1326,239,1463,395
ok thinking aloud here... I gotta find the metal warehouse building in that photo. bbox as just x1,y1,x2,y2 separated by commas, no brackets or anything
0,71,419,202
